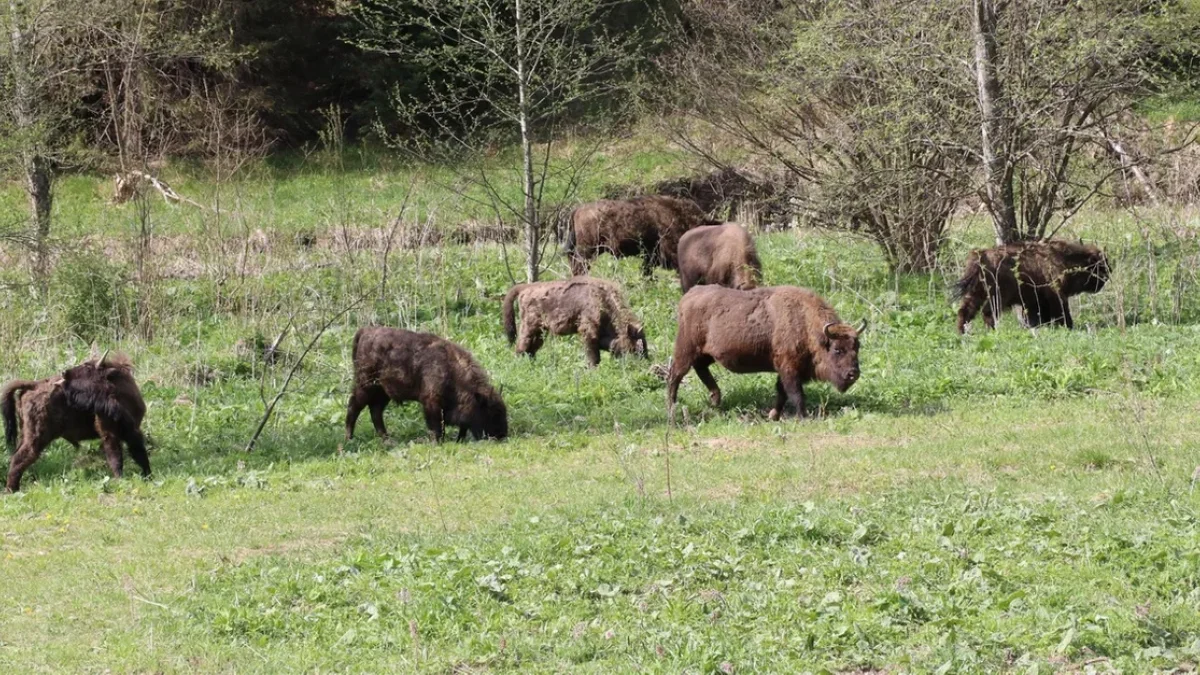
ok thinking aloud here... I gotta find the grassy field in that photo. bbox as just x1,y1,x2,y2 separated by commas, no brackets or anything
4,152,1200,672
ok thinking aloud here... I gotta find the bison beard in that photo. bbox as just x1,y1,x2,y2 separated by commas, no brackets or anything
502,277,647,368
3,354,149,493
666,286,865,419
345,327,508,443
954,240,1111,333
676,223,763,292
563,195,718,276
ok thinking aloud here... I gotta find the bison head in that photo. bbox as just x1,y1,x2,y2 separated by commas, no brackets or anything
819,319,866,393
1058,242,1111,296
609,323,649,359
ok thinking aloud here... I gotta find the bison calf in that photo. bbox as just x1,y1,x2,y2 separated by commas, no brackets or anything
503,277,647,367
346,327,508,443
3,353,149,493
954,240,1110,333
676,223,763,292
666,286,865,419
563,195,717,276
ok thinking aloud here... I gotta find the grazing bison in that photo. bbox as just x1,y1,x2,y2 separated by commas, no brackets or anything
345,327,508,443
3,353,150,493
563,195,717,276
502,277,647,367
666,285,865,419
954,240,1111,333
676,223,763,292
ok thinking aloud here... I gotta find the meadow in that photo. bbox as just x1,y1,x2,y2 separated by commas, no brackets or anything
3,146,1200,672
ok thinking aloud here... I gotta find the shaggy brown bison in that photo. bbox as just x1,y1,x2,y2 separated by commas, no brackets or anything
345,327,508,443
954,240,1111,333
563,195,717,276
3,353,149,493
503,277,647,367
676,223,763,292
666,286,865,419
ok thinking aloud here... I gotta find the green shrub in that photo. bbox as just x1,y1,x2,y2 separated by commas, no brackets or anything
53,251,130,342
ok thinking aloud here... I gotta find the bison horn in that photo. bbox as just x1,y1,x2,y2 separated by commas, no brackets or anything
857,318,868,335
823,322,836,339
97,348,110,366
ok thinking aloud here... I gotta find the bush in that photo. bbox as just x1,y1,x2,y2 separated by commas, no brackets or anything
53,251,131,342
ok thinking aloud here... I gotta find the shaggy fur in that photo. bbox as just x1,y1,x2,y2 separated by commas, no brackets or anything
3,354,149,492
666,285,865,419
676,223,763,292
345,327,508,443
563,195,717,276
502,277,647,367
954,240,1111,333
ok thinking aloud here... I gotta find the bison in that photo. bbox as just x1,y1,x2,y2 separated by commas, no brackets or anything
563,195,718,276
3,353,150,493
502,277,647,367
345,327,508,443
676,223,763,292
954,240,1111,333
666,285,865,420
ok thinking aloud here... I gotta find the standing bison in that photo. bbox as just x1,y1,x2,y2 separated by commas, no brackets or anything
666,286,865,419
3,353,150,493
503,277,647,367
954,240,1111,333
563,195,717,276
676,223,763,292
345,327,508,443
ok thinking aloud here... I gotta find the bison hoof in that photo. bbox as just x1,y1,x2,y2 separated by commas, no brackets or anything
767,408,780,422
709,393,721,407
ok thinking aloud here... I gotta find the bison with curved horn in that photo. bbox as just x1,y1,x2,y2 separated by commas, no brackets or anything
503,277,647,368
3,352,150,493
666,286,865,420
676,222,763,292
954,239,1110,333
346,327,508,443
563,195,718,276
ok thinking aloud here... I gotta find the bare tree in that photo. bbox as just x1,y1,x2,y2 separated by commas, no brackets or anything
353,0,645,282
0,0,97,286
969,0,1193,243
662,0,974,272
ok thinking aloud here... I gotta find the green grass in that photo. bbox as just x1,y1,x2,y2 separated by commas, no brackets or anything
4,156,1200,671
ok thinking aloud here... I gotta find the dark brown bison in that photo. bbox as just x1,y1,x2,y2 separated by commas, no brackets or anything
3,353,150,493
563,195,718,276
676,223,763,292
345,327,508,443
954,240,1111,333
502,277,647,367
666,285,865,419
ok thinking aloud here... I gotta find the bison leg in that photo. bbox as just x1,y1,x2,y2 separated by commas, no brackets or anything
768,377,787,421
583,337,602,368
777,368,807,418
368,400,389,440
422,403,446,443
665,353,694,421
569,255,589,277
641,253,655,278
693,357,721,408
1062,300,1074,329
956,297,979,334
124,429,151,479
982,302,997,329
5,441,43,492
100,431,125,479
344,388,368,441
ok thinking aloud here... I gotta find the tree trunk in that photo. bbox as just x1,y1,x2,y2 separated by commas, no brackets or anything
972,0,1018,244
8,0,54,286
515,0,539,282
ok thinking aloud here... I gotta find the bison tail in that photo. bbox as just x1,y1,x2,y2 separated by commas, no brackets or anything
953,252,983,301
1,380,36,448
562,209,577,255
502,285,525,345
